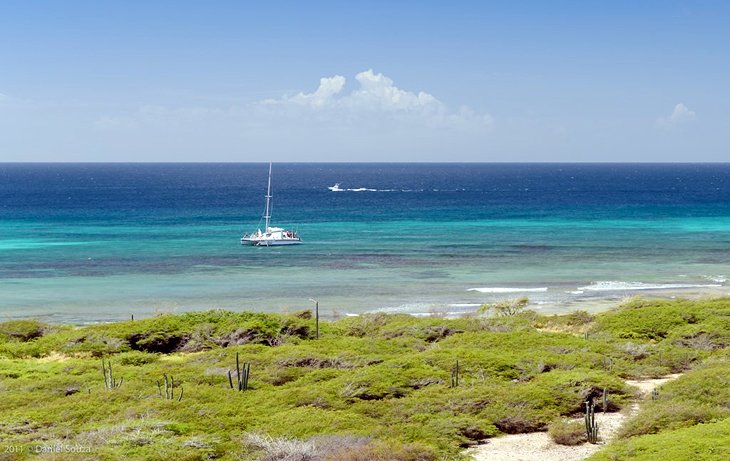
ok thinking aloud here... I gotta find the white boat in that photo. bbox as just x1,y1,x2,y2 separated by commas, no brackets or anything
328,183,344,192
241,163,302,246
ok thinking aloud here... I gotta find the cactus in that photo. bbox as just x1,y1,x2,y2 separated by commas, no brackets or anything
157,373,183,401
450,360,460,388
602,387,608,413
101,359,123,390
651,387,660,400
230,352,251,391
584,399,599,444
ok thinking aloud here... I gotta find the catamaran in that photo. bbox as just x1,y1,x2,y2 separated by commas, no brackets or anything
241,163,302,246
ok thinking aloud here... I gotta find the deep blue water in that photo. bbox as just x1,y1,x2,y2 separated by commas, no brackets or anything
1,163,729,323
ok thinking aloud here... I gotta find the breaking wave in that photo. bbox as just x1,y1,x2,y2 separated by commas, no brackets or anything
577,281,723,292
467,287,549,293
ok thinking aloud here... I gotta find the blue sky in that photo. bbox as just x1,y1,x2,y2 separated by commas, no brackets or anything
1,1,728,161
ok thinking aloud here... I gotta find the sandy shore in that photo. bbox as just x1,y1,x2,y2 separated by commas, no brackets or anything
466,374,681,461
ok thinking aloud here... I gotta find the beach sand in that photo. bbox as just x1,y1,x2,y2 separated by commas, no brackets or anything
467,374,681,461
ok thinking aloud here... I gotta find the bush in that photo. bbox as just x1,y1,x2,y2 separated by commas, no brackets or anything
242,433,438,461
548,418,587,445
321,440,437,461
117,351,159,366
479,297,530,317
589,418,730,461
0,320,47,342
619,360,730,437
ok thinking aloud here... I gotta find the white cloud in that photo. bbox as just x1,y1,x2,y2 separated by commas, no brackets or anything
93,71,491,134
348,69,439,111
656,103,696,128
263,69,490,130
83,70,494,161
287,75,346,107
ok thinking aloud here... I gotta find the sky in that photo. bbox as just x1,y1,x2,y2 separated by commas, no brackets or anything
1,1,729,162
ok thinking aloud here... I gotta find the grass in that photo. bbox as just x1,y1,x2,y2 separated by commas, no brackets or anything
0,298,729,460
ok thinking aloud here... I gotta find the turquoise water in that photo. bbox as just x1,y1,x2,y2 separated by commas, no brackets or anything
1,163,729,323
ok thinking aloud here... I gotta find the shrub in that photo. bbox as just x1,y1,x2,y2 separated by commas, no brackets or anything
242,433,438,461
117,351,159,366
589,418,730,461
243,432,318,461
620,402,725,438
619,361,730,438
479,297,530,317
321,440,438,461
565,310,594,326
0,320,48,342
548,418,587,445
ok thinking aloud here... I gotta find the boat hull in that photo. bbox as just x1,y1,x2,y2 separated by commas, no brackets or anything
241,237,302,246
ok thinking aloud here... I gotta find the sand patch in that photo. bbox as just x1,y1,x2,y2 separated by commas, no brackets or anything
466,374,681,461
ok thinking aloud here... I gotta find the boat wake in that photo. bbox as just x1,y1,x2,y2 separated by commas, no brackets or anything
327,183,425,192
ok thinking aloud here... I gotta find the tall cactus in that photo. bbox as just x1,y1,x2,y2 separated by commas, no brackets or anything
450,360,460,388
157,373,183,401
229,352,251,391
102,359,123,390
584,399,599,444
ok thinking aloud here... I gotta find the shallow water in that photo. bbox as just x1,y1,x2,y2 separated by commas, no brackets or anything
1,163,729,323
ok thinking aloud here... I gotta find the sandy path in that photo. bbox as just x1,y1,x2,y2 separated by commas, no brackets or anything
466,374,681,461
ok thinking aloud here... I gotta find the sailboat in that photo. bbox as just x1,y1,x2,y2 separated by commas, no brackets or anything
241,163,302,246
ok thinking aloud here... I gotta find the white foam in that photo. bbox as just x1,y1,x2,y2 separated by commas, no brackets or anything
467,287,548,293
578,281,723,292
566,290,584,295
702,275,727,283
448,303,482,308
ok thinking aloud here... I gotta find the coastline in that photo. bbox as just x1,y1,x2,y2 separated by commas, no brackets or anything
1,283,727,325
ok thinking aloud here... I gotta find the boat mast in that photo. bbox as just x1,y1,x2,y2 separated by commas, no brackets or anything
264,162,272,231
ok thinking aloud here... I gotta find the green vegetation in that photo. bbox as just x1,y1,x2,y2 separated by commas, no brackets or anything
0,298,729,460
548,419,587,446
588,418,730,461
478,296,529,316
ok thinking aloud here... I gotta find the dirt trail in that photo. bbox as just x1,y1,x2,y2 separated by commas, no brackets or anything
466,374,681,461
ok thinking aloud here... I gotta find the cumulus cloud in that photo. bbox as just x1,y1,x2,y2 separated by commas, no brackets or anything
288,75,346,107
348,69,439,111
85,69,493,160
263,69,490,129
95,70,491,134
656,103,696,128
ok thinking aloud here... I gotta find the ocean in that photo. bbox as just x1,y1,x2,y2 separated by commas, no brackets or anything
1,163,729,324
